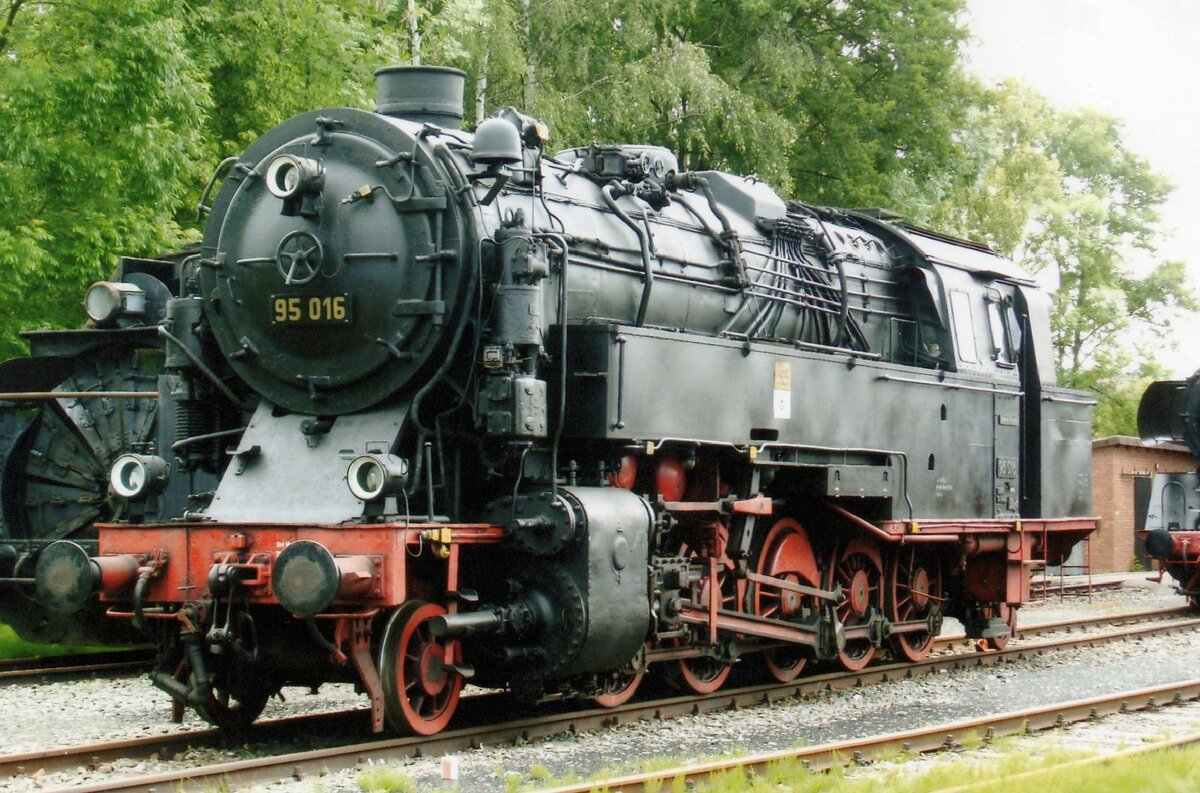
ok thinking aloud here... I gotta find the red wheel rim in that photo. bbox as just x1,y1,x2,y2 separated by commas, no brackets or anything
671,523,738,693
594,669,645,708
674,565,734,693
754,518,819,682
677,655,730,694
829,538,883,672
380,601,463,735
887,546,943,662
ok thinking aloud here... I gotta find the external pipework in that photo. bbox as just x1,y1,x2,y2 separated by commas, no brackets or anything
601,181,655,326
959,536,1008,558
665,171,750,288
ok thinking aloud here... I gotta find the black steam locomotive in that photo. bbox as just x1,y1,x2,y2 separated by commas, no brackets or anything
1138,370,1200,600
0,66,1095,735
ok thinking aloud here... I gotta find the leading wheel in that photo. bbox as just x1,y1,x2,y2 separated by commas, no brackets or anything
827,538,884,672
753,518,820,682
198,680,271,735
173,653,272,735
379,600,464,735
887,547,943,662
593,668,645,708
665,652,731,694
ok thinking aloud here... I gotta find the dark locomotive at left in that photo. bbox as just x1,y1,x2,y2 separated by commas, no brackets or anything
0,67,1096,735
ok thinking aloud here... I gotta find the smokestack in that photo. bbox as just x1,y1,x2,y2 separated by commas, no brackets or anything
374,65,466,129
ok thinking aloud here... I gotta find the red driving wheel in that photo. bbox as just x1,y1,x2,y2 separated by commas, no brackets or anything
753,518,820,682
379,600,464,735
887,546,943,662
667,523,740,694
827,538,884,671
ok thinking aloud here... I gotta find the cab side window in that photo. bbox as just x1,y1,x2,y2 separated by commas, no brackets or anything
985,296,1016,368
949,289,978,364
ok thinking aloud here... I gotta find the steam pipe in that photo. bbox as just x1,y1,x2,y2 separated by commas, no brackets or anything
157,326,251,410
601,182,654,326
534,232,570,497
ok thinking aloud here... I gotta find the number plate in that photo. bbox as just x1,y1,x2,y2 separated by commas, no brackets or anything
995,457,1018,479
271,294,352,325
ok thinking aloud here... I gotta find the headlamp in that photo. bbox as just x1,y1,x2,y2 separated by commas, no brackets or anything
347,454,409,502
110,454,169,500
84,282,146,326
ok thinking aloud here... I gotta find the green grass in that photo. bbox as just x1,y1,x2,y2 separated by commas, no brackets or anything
0,622,99,661
356,766,418,793
676,741,1200,792
505,737,1200,793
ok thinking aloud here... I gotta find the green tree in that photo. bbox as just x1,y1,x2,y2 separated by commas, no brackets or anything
185,0,405,155
920,81,1195,435
0,0,211,359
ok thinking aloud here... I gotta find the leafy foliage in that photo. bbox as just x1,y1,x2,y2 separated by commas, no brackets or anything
918,81,1194,433
0,0,211,359
0,0,1192,436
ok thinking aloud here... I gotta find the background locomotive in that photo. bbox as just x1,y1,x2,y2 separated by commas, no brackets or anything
0,66,1096,735
1138,370,1200,600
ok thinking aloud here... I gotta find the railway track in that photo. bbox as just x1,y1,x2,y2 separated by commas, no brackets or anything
0,649,155,682
1029,577,1130,599
541,677,1200,792
7,606,1196,792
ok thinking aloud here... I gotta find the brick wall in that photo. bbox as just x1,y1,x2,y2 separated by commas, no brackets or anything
1090,436,1196,572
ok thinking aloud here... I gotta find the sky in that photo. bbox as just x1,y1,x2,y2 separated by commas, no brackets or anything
963,0,1200,377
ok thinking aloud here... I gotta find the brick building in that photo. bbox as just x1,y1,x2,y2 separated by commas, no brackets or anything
1090,436,1196,572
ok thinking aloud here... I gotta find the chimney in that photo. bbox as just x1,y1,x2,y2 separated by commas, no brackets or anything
374,65,466,128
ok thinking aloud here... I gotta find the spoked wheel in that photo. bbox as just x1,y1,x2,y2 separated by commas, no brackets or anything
173,653,272,735
2,348,159,542
887,547,944,662
199,680,272,735
379,600,464,735
666,522,740,694
666,651,732,694
593,668,645,708
827,538,884,671
978,603,1017,651
753,518,821,682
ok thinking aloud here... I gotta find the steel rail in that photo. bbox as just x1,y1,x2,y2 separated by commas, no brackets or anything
539,678,1200,793
0,650,155,682
933,604,1190,646
931,729,1200,793
13,611,1200,792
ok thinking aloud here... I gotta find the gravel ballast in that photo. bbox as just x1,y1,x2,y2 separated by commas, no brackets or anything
2,574,1193,792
